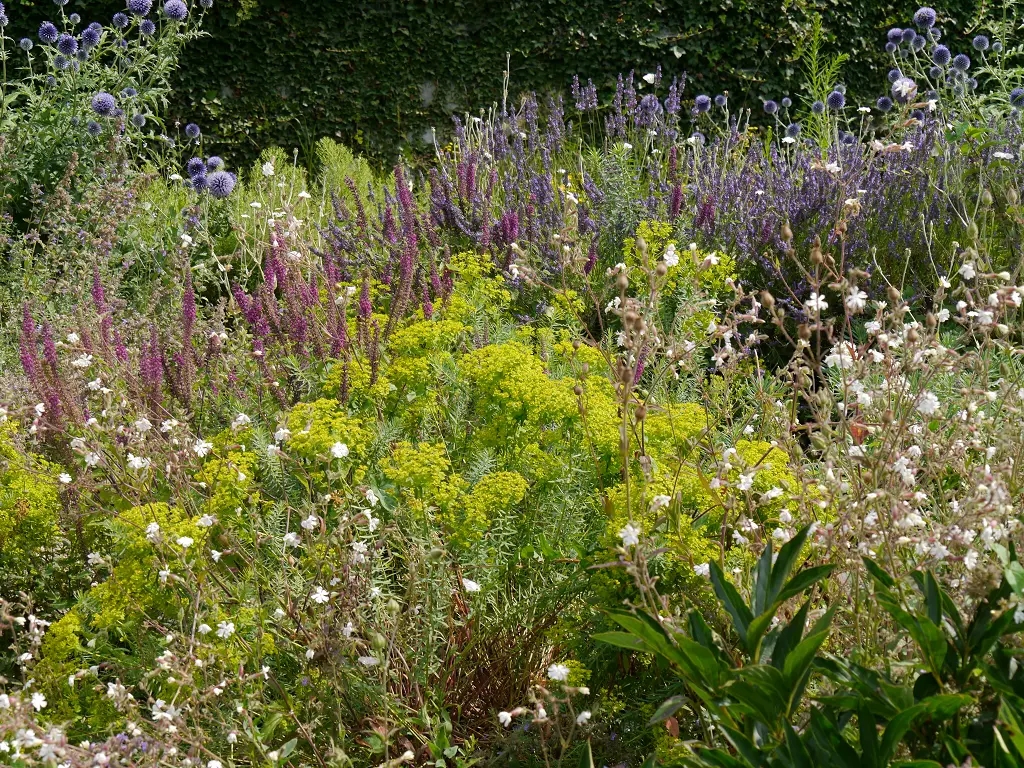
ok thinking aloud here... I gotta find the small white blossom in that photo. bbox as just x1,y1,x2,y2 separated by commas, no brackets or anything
331,442,349,458
462,578,481,593
618,523,641,548
311,586,330,604
547,663,571,682
216,621,235,639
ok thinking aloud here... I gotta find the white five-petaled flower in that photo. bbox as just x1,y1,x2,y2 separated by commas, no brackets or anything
694,562,711,578
197,514,216,528
662,244,679,268
216,621,235,639
331,441,349,458
301,514,319,531
805,292,828,313
846,288,868,313
59,472,72,484
71,354,93,369
274,427,292,443
127,453,151,470
917,391,940,416
462,578,481,593
231,413,251,430
547,663,571,682
498,711,513,727
262,161,275,177
576,711,592,725
958,262,977,280
31,692,47,711
619,523,641,548
311,586,330,604
135,417,153,433
176,536,194,549
193,439,213,457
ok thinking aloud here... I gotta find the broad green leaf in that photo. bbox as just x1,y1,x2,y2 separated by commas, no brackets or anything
754,537,773,615
766,524,811,606
709,560,753,645
879,694,972,764
776,564,835,604
783,625,831,714
648,695,688,726
862,557,896,589
577,740,595,768
594,631,653,654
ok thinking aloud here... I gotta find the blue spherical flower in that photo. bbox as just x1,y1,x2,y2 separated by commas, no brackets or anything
927,27,942,41
19,38,33,51
1010,87,1024,109
714,94,727,107
190,172,208,192
911,34,926,51
199,0,212,7
54,54,71,70
932,45,951,65
121,86,138,97
128,0,153,14
888,68,902,83
952,53,971,71
993,41,1003,52
694,94,711,113
913,6,937,28
131,113,147,128
785,122,801,138
763,99,778,114
885,42,897,54
57,33,78,56
91,91,117,116
207,170,236,199
39,22,59,44
206,155,223,169
966,77,978,90
140,19,155,34
973,35,989,51
87,120,103,136
71,12,82,23
839,131,856,145
928,65,942,79
910,109,926,121
901,28,916,43
876,96,893,112
112,12,129,28
163,0,187,21
186,156,206,176
76,49,89,61
811,100,825,114
826,90,845,110
781,96,792,108
82,26,101,47
887,27,903,43
185,122,201,139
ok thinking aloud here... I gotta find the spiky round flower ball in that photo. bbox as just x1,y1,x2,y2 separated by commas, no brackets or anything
839,131,856,145
913,6,937,28
131,113,146,128
112,12,129,28
121,87,138,98
91,91,117,116
887,68,902,83
190,173,208,192
972,35,989,51
87,120,103,136
952,53,970,71
811,100,825,114
694,94,711,113
54,54,71,70
57,33,78,56
887,27,903,43
932,45,951,65
928,65,942,79
185,122,201,139
69,12,81,23
876,96,893,112
19,38,33,51
128,0,153,14
993,41,1003,52
826,90,845,110
885,42,897,54
763,99,778,115
76,48,89,62
140,19,155,34
781,96,792,108
186,157,206,176
785,122,801,138
967,77,978,90
200,0,212,6
1010,87,1024,109
207,170,236,199
81,26,101,47
927,27,942,42
206,156,223,169
39,22,59,44
911,34,926,51
901,28,916,43
163,0,187,20
714,94,727,107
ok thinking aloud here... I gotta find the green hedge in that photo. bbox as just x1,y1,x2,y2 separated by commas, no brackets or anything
7,0,983,168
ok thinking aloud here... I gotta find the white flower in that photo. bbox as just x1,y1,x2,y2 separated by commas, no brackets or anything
284,532,300,547
351,540,369,563
782,136,796,144
805,292,829,313
993,151,1014,160
618,523,641,548
31,692,47,711
958,262,977,280
262,161,275,177
642,72,657,84
211,550,222,562
208,761,224,768
87,551,103,566
197,514,216,528
311,586,330,604
71,354,93,369
145,522,161,541
846,288,868,313
649,495,671,513
694,562,711,578
662,244,679,268
161,419,180,432
87,378,103,391
547,663,570,682
498,711,513,727
193,439,213,457
197,623,212,635
231,413,251,430
216,621,235,639
917,391,940,416
66,332,80,344
267,444,282,458
342,622,355,638
462,578,481,593
127,454,151,470
358,655,380,667
274,427,292,443
331,442,349,458
176,536,194,549
365,487,379,507
964,550,979,570
576,711,592,725
85,452,101,467
621,142,633,151
825,162,841,174
59,473,72,484
737,471,755,491
0,694,8,709
135,417,153,433
301,514,319,531
298,190,312,199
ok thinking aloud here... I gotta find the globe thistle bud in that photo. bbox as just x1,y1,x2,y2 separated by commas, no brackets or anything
781,96,792,108
932,45,951,65
952,53,971,71
200,0,213,7
811,100,825,114
785,122,801,138
928,65,942,79
86,120,103,136
112,12,129,28
763,99,779,114
826,90,845,110
888,68,902,83
927,27,942,41
887,28,904,43
131,113,146,128
207,155,224,169
714,94,727,107
185,122,201,139
91,91,117,116
141,19,155,34
901,28,916,43
69,12,81,23
993,40,1003,52
973,34,989,51
885,42,897,54
1010,87,1024,109
911,34,926,51
19,38,33,51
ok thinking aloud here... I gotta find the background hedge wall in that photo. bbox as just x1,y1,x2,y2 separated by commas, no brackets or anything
7,0,983,168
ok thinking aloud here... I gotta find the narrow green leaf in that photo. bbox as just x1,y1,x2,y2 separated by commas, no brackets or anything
766,524,811,606
709,560,753,645
593,631,652,653
577,740,594,768
648,695,688,726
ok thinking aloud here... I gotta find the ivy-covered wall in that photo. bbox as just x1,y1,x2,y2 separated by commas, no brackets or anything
7,0,982,168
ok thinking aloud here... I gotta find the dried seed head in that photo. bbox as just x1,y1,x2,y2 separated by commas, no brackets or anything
887,286,902,305
781,222,794,242
635,404,647,421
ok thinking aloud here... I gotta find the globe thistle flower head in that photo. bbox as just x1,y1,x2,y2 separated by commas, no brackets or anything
207,171,236,199
763,99,778,115
140,19,155,34
913,6,937,28
0,7,6,25
885,42,897,54
927,27,942,41
811,100,825,114
91,91,117,116
76,49,89,62
87,121,103,136
839,131,856,145
826,90,845,110
781,96,792,108
54,54,71,70
39,22,59,44
694,94,711,113
185,122,201,139
1009,87,1024,109
163,0,188,21
113,12,129,28
186,157,206,176
200,0,212,7
206,156,223,169
131,113,146,128
70,13,82,24
952,84,964,97
876,96,893,112
901,28,916,43
910,109,926,121
929,65,942,79
121,87,138,97
57,33,78,56
887,28,903,43
912,34,926,51
993,41,1003,52
190,173,208,192
785,122,801,138
53,0,69,6
973,35,989,51
888,68,902,83
932,45,951,65
128,0,153,15
19,38,33,51
714,94,727,107
82,26,101,47
952,53,970,71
